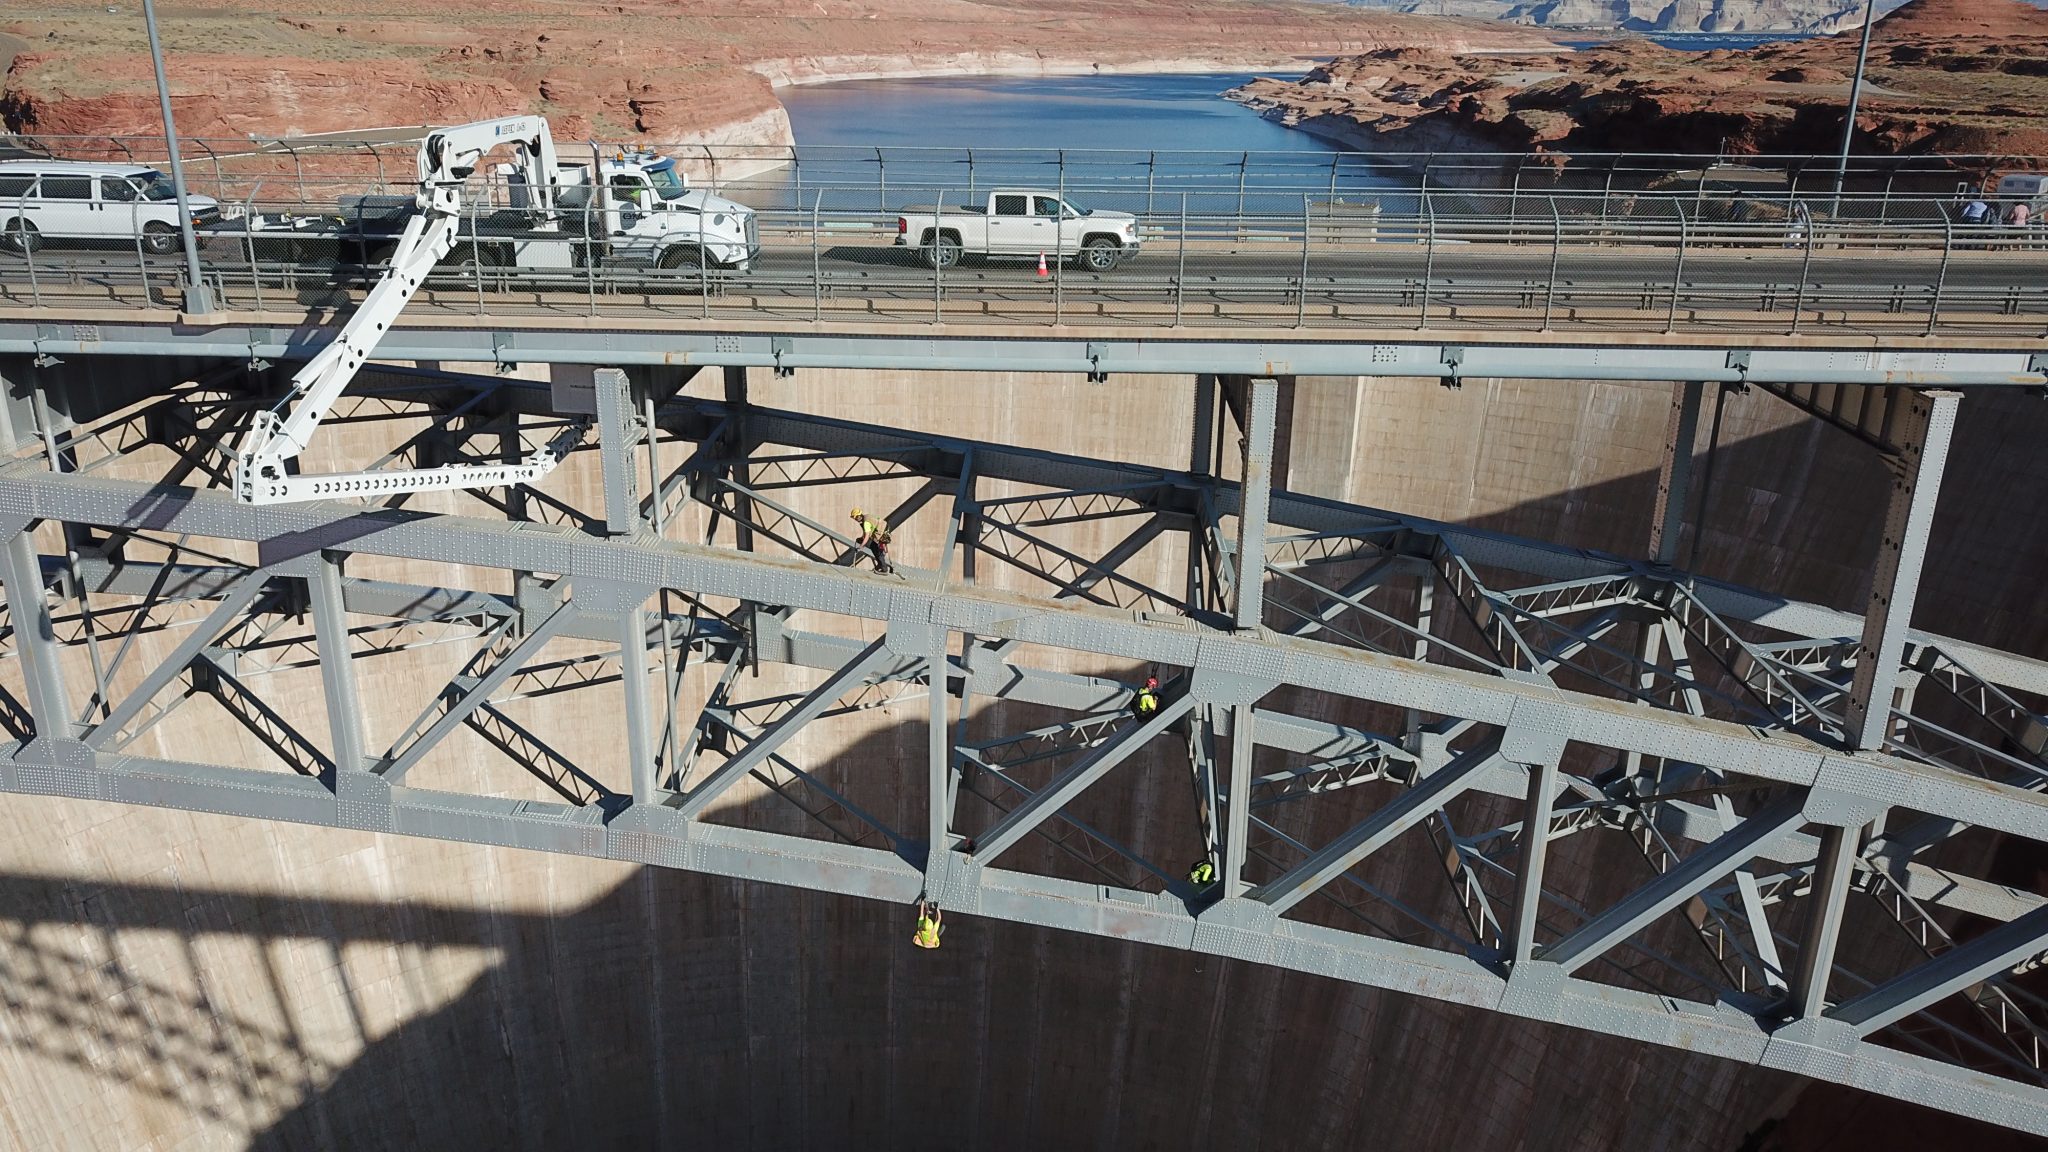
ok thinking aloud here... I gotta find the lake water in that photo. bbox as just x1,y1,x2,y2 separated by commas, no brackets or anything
769,72,1406,213
782,72,1336,153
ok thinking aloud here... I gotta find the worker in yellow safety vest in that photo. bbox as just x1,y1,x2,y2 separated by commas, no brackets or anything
913,899,943,949
1135,674,1160,716
1188,859,1217,887
851,507,894,575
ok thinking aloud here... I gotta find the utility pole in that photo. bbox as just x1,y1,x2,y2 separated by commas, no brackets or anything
141,0,213,314
1830,0,1879,217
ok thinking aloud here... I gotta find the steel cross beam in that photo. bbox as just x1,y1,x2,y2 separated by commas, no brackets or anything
6,320,2048,389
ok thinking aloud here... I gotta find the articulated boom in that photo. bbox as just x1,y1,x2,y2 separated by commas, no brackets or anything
231,116,584,505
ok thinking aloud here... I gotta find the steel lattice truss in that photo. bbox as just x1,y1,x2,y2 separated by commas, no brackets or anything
3,366,2048,1132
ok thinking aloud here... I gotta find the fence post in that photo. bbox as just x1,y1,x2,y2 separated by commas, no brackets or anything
876,148,886,213
1601,155,1621,221
1419,193,1436,329
585,196,597,317
698,198,710,321
1237,151,1249,221
1543,196,1561,331
242,185,264,314
1790,206,1815,335
1666,201,1690,333
471,206,486,316
1147,152,1157,216
1328,153,1340,208
933,189,945,324
197,139,222,195
1925,216,1952,337
18,192,39,308
966,149,976,203
1297,194,1311,327
812,190,823,324
1053,176,1064,327
1175,191,1187,327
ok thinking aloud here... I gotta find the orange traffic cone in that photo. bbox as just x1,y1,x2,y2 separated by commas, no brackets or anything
1036,251,1049,278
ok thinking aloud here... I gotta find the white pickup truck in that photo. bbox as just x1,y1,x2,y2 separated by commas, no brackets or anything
896,190,1142,272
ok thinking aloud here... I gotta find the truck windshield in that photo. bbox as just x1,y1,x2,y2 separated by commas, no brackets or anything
132,171,179,201
646,163,688,201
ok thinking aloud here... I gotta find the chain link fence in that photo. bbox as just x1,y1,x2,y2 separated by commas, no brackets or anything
2,138,2044,337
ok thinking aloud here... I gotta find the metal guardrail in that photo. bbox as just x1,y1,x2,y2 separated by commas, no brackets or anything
5,136,2044,212
3,187,2044,338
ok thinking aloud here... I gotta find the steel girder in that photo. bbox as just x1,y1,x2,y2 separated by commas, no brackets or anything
5,318,2048,390
4,373,2048,1131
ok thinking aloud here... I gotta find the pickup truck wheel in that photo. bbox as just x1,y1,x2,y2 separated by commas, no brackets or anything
2,219,41,255
922,235,962,269
142,221,178,255
1078,237,1120,272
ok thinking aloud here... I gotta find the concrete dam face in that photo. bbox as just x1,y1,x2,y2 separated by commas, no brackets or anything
1,370,2042,1151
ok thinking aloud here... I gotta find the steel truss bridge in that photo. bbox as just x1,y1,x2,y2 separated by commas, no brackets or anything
4,321,2048,1131
2,140,2048,1134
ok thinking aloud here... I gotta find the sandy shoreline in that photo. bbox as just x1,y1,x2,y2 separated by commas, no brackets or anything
754,52,1325,91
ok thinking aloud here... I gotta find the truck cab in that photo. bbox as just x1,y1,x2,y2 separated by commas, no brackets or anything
583,152,758,269
896,190,1142,272
503,150,757,270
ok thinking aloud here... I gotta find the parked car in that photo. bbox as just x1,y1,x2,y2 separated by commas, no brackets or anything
0,160,226,255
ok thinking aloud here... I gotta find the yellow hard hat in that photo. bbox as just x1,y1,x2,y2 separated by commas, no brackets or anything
850,507,864,518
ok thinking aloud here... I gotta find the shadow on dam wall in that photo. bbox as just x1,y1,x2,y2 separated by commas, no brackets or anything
5,391,2048,1151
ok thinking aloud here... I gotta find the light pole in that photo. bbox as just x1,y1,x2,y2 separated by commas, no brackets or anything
141,0,213,313
1830,0,1879,216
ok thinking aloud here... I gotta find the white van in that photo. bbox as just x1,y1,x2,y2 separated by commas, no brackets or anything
0,161,225,256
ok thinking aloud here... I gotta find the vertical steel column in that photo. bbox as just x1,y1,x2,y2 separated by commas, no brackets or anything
1189,373,1218,477
595,367,640,536
1231,378,1277,632
928,626,952,865
1649,381,1706,566
618,598,657,804
1845,390,1961,751
2,527,76,741
306,552,366,774
1223,704,1255,896
1506,758,1560,965
1186,374,1217,614
724,366,755,554
1791,821,1862,1018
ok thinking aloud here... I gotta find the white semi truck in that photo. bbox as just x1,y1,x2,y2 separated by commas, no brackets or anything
232,114,755,505
250,128,756,273
895,190,1142,272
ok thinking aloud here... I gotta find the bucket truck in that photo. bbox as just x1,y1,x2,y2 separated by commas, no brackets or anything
232,115,754,505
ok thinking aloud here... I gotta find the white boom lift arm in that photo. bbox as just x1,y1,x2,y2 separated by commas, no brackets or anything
231,116,588,505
